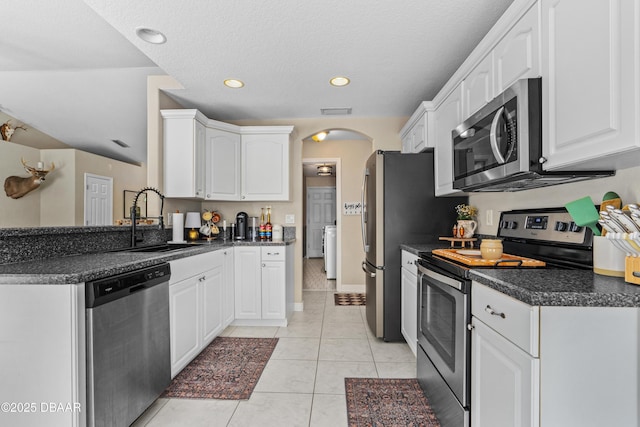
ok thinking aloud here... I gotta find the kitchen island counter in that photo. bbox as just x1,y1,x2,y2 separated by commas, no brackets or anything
0,239,295,285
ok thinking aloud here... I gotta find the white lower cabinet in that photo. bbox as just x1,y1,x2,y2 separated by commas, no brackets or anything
472,281,640,427
400,250,418,356
233,245,293,326
471,318,539,427
169,250,230,378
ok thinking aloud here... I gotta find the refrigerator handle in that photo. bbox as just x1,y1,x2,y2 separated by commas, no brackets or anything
361,167,369,253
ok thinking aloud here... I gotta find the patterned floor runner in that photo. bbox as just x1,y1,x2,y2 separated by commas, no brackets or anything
334,293,366,306
345,378,441,427
163,337,278,400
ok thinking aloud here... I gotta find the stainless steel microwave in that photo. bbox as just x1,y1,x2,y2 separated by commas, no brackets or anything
451,78,613,192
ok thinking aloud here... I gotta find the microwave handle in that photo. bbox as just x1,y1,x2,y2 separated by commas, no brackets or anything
489,106,507,164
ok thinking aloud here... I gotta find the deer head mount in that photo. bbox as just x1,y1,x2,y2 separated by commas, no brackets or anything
4,158,55,199
0,120,27,142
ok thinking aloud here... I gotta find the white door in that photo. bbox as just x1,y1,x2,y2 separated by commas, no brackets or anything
84,173,112,226
306,187,336,258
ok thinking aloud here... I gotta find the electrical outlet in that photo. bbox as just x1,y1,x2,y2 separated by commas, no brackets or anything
486,209,494,226
285,214,295,224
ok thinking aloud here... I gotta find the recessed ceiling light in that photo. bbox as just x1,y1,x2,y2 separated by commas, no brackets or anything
135,27,166,44
330,76,350,87
224,79,245,88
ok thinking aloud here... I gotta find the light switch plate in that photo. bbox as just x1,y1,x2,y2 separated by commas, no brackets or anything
285,214,295,224
486,209,494,226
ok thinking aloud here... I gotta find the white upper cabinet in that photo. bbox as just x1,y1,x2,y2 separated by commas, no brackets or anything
434,85,464,196
162,110,293,201
241,128,293,201
463,54,494,118
400,103,432,154
541,0,640,171
162,109,208,198
494,3,540,94
205,126,241,200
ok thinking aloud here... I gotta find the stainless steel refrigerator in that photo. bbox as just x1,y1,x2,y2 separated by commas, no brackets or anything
361,150,467,341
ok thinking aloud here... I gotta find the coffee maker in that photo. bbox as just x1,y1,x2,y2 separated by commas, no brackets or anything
235,212,248,240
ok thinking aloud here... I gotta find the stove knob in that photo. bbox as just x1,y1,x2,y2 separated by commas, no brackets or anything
569,222,583,232
554,221,568,231
507,221,518,229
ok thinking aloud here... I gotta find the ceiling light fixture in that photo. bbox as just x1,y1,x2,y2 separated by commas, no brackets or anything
330,76,350,87
224,79,245,88
135,27,167,44
317,165,333,176
311,131,328,142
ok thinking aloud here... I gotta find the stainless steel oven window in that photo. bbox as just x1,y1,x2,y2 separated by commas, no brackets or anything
421,282,457,370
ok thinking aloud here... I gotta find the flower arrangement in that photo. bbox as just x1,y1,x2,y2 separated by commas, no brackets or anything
455,204,478,220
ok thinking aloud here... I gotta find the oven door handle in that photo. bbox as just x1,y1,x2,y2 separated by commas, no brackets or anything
417,263,464,291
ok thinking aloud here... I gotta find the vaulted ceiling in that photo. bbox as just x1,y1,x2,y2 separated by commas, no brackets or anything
0,0,513,164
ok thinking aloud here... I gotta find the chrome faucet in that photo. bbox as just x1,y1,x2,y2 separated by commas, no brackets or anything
131,187,165,247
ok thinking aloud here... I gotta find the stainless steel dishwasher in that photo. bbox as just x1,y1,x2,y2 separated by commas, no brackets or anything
85,263,171,427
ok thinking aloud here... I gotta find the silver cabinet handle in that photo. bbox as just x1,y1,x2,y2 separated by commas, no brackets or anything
485,305,505,318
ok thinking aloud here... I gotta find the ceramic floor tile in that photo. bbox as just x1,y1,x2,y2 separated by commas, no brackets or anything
314,360,378,394
143,398,239,427
254,359,317,393
376,361,417,378
228,392,313,427
318,338,373,362
368,338,416,363
219,326,237,337
271,337,320,360
131,398,169,426
309,394,348,427
323,307,365,324
227,326,279,338
275,322,322,338
321,321,369,339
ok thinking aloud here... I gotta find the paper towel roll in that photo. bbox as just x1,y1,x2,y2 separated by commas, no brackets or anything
171,213,186,243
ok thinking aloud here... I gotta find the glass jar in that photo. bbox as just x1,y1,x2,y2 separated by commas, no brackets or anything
480,239,503,260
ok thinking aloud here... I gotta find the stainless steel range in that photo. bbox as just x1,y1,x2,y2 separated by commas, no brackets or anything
416,207,594,427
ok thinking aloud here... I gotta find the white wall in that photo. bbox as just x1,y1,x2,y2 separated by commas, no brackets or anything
470,165,640,235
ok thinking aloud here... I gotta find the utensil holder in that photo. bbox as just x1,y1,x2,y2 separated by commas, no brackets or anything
624,257,640,285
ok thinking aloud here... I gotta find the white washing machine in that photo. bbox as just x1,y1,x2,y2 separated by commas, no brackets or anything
323,225,337,279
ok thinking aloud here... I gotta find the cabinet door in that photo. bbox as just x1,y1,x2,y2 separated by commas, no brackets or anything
201,260,224,345
205,127,241,200
169,277,200,377
471,318,539,427
463,54,494,118
400,266,418,356
241,133,290,201
222,249,235,328
494,3,540,93
434,85,464,196
541,0,640,170
234,246,262,319
163,111,203,199
261,261,286,320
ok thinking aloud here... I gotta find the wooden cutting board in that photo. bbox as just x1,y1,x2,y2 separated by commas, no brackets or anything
432,248,546,267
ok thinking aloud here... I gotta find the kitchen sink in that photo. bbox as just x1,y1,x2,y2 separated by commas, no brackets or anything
124,243,194,253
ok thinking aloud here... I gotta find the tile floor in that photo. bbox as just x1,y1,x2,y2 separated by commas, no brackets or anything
303,258,336,291
133,266,415,427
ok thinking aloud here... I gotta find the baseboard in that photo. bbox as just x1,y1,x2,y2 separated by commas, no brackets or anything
338,284,365,293
294,302,304,312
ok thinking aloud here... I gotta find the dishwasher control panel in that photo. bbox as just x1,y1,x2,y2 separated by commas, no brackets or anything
86,263,171,308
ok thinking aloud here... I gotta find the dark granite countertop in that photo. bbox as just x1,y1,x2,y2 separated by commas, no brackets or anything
0,239,295,285
401,242,640,308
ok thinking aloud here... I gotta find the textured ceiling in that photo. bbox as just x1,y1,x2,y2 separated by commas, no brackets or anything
0,0,513,163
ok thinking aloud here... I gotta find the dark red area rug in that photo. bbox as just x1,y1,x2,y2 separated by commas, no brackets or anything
335,293,366,306
345,378,441,427
163,337,278,400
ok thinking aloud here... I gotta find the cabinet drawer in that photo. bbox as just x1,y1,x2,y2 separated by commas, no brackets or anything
261,247,285,261
170,251,218,284
401,251,418,276
472,281,539,356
